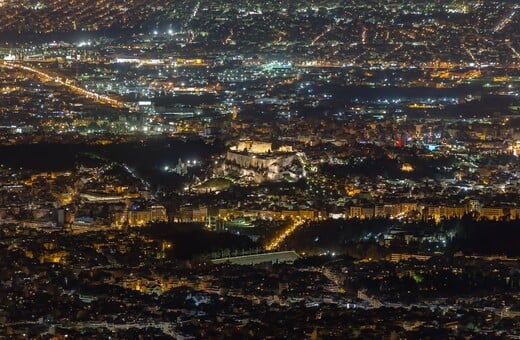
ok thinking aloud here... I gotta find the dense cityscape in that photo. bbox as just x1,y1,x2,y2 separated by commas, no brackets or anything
0,0,520,338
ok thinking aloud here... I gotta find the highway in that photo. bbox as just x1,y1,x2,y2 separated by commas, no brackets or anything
0,61,125,108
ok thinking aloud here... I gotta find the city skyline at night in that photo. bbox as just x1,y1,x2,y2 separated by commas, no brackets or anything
0,1,519,338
